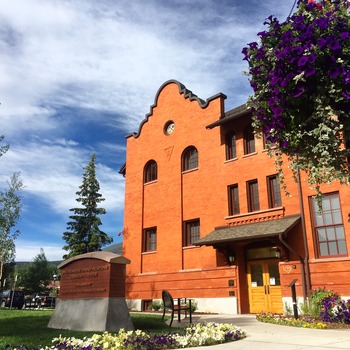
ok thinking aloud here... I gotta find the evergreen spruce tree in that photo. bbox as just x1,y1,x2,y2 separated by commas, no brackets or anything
62,154,113,259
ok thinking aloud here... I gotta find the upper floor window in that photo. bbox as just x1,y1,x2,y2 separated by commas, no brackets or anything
182,146,198,171
144,160,157,183
244,125,256,155
267,175,282,208
228,184,240,215
311,193,347,258
247,180,260,212
183,219,200,246
225,132,237,160
143,227,157,252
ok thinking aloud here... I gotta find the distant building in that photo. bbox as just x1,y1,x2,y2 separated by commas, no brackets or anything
120,80,350,314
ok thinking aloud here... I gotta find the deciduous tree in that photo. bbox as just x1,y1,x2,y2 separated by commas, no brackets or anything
0,135,9,157
0,172,24,283
18,248,57,293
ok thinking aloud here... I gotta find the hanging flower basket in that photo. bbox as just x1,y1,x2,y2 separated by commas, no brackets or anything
242,0,350,195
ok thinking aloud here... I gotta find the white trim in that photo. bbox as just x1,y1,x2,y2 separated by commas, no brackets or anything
126,297,238,315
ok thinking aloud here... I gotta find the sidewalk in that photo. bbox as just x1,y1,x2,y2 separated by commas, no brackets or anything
170,314,350,350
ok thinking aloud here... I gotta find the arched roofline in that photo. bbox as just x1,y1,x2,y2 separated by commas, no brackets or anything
126,79,227,139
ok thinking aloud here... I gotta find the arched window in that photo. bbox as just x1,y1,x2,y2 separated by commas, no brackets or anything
182,146,198,171
225,131,237,160
144,160,157,183
244,125,256,155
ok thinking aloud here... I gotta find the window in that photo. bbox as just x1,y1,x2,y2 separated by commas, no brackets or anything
228,184,240,215
183,219,200,246
144,160,157,183
311,193,347,257
182,146,198,171
247,180,260,212
143,227,157,252
225,132,237,160
244,125,256,154
267,175,282,208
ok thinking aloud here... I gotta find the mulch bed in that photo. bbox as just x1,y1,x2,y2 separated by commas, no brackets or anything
324,322,350,329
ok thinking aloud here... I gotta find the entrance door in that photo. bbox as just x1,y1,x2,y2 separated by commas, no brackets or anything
247,260,283,314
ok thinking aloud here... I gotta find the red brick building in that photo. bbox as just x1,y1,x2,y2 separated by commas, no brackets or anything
120,80,350,314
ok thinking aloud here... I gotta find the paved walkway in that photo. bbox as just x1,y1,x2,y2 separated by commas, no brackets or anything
170,314,350,350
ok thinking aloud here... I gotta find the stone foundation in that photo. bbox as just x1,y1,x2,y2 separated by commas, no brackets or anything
48,297,134,332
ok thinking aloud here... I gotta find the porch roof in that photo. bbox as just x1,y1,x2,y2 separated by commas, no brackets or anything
195,215,301,246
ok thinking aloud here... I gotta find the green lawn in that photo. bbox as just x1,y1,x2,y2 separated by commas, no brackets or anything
0,308,181,349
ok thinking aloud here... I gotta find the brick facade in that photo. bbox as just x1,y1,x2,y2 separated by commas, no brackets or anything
121,80,350,314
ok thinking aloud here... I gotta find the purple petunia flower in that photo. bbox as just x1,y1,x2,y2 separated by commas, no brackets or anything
342,91,350,100
328,66,342,78
308,53,316,64
293,86,305,97
344,72,350,84
258,30,270,39
317,37,328,49
313,17,330,30
248,41,258,50
255,47,266,60
305,65,316,77
340,32,349,40
298,56,309,66
242,47,249,61
328,40,341,51
271,105,284,117
294,46,305,55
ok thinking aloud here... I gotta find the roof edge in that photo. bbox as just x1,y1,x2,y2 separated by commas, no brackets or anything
206,103,250,129
127,80,227,139
58,251,131,269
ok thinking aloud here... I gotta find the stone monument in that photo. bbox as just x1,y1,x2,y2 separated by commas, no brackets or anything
48,251,134,332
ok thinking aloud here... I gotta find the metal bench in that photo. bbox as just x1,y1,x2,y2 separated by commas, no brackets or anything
161,290,192,327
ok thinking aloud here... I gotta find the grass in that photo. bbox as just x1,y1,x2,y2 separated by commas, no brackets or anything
0,308,181,349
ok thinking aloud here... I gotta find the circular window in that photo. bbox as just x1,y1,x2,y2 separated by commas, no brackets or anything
164,121,175,135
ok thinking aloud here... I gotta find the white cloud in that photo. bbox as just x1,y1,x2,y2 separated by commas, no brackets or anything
0,139,125,214
15,240,66,262
0,0,292,136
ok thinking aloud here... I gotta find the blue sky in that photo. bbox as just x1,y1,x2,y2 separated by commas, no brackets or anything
0,0,292,261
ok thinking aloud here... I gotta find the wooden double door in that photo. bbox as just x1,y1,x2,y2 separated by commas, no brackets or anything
247,259,283,314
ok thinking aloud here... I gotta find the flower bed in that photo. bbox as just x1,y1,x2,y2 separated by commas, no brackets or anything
256,312,327,329
5,322,245,350
321,297,350,324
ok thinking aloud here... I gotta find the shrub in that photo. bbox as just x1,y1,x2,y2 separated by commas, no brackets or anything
300,288,341,319
306,288,340,318
187,300,198,313
150,300,163,311
283,301,293,316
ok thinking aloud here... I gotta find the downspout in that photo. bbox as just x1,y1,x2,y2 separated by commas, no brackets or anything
278,233,307,300
297,166,311,295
